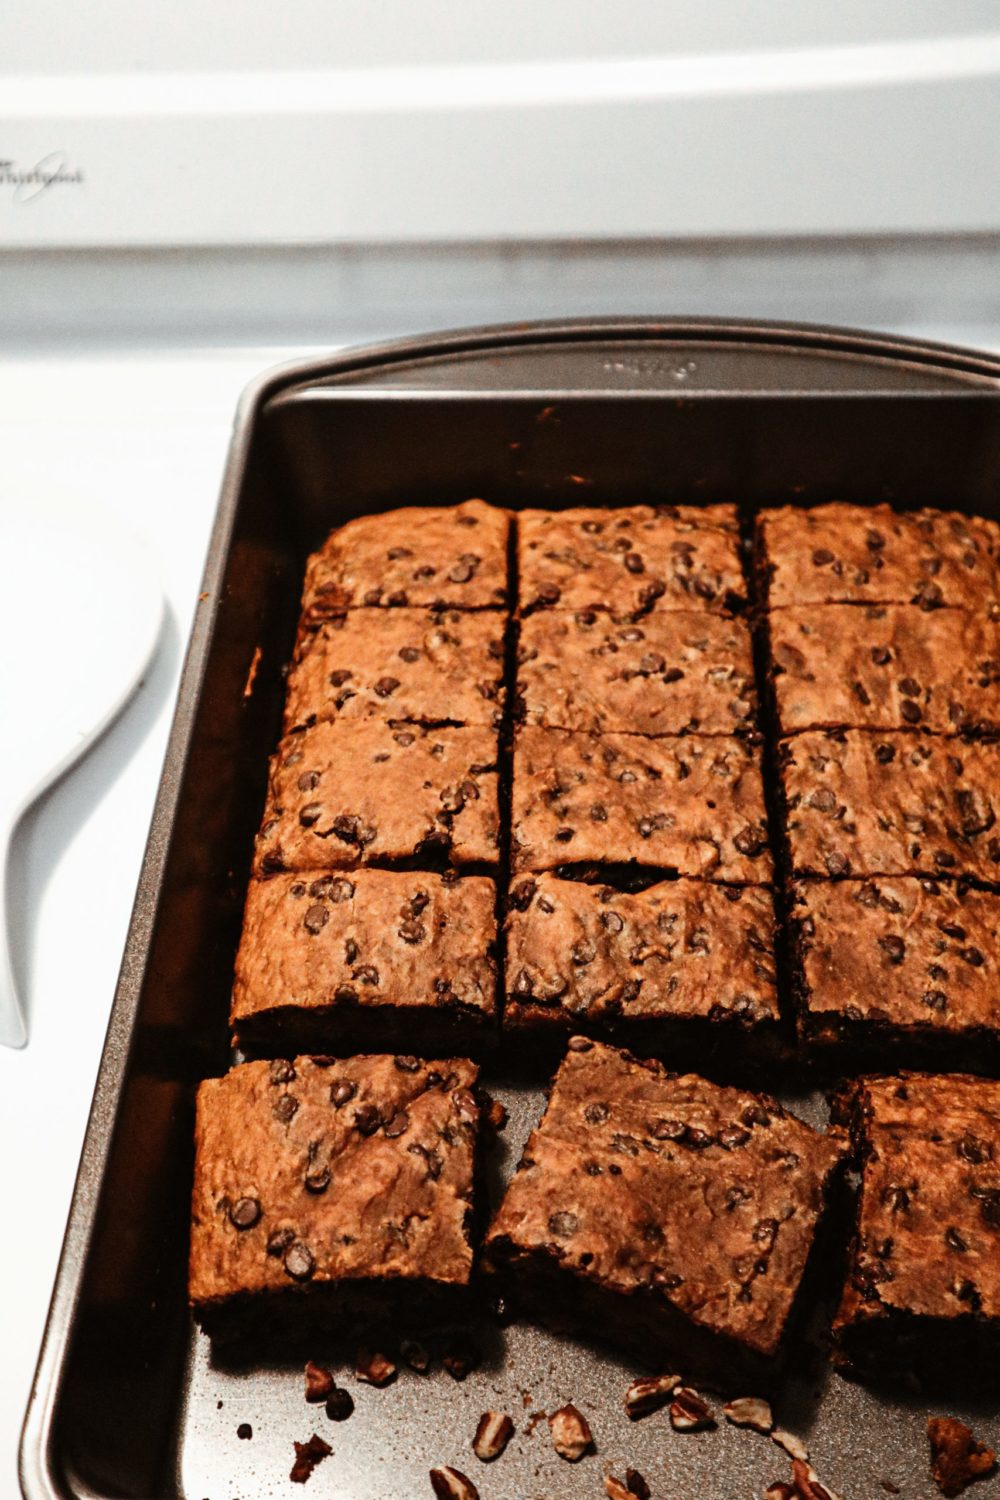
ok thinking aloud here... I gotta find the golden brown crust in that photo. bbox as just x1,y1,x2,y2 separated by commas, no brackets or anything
189,1055,480,1309
517,609,756,736
834,1074,1000,1340
793,878,1000,1040
770,605,1000,736
505,873,777,1028
518,504,745,617
484,1039,842,1357
232,870,497,1033
759,503,1000,610
511,728,772,881
300,499,509,618
254,720,500,874
781,730,1000,881
285,609,506,731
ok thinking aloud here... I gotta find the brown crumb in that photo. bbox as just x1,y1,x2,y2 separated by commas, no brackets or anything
304,1360,334,1403
929,1416,997,1496
236,1422,252,1440
355,1348,397,1386
289,1433,332,1484
242,644,263,699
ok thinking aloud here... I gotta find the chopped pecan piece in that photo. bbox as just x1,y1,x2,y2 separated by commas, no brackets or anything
303,1360,335,1403
355,1348,397,1386
472,1410,514,1462
724,1395,774,1433
429,1465,480,1500
669,1386,715,1431
549,1403,594,1461
623,1371,681,1420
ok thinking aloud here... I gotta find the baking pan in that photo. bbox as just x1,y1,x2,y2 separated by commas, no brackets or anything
20,318,1000,1500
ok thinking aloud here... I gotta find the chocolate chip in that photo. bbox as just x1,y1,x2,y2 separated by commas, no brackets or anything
229,1196,261,1230
945,1226,967,1252
354,1103,382,1135
266,1227,295,1256
624,552,644,574
555,826,575,842
283,1241,315,1281
825,851,849,876
651,1117,686,1140
878,934,905,964
509,879,536,911
548,1211,579,1238
871,646,891,665
269,1058,296,1084
304,903,329,934
394,1054,420,1072
330,1079,356,1108
325,1387,355,1422
297,770,321,790
958,1132,991,1164
398,919,426,944
720,1126,750,1150
273,1094,299,1123
585,1102,610,1124
299,802,322,827
922,989,948,1012
590,803,608,822
875,742,896,763
383,1109,410,1139
734,825,767,857
812,548,835,565
374,676,400,697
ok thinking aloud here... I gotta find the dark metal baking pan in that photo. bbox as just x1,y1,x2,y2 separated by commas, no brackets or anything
20,318,1000,1500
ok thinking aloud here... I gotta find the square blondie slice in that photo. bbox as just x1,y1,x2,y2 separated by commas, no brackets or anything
780,730,1000,882
232,870,497,1056
792,878,1000,1065
769,605,1000,737
299,499,509,624
284,608,506,732
190,1055,482,1345
254,719,500,874
518,504,746,617
833,1073,1000,1379
517,608,757,737
505,873,778,1059
511,727,772,882
757,503,1000,610
484,1039,843,1375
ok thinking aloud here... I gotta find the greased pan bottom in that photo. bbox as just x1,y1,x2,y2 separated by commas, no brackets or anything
21,319,1000,1500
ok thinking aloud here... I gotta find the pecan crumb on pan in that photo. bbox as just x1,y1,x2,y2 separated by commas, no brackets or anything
772,1427,810,1462
668,1386,715,1431
624,1372,681,1420
303,1360,335,1403
724,1395,774,1433
430,1465,480,1500
355,1348,397,1386
928,1415,997,1497
765,1459,841,1500
605,1469,651,1499
401,1338,432,1374
324,1386,354,1422
442,1344,479,1381
549,1403,595,1461
289,1433,332,1484
472,1410,514,1462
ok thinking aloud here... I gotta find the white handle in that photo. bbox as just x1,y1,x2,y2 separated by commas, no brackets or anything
0,808,27,1048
